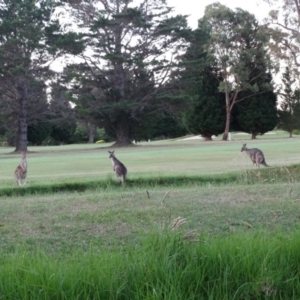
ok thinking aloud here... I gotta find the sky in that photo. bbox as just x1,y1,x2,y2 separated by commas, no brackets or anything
172,0,271,28
51,0,272,72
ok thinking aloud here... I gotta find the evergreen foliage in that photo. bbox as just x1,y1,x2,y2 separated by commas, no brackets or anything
50,82,77,144
176,25,224,140
0,0,83,151
183,68,225,140
64,0,189,146
27,121,53,146
131,111,187,141
278,66,300,137
233,74,278,139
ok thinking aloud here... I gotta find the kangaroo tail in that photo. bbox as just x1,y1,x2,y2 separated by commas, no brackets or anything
262,161,270,167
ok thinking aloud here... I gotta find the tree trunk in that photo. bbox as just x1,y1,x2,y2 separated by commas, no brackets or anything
15,83,28,152
222,107,231,141
15,117,28,152
112,121,132,147
289,131,292,138
203,135,213,141
222,89,240,141
88,123,96,143
251,133,257,139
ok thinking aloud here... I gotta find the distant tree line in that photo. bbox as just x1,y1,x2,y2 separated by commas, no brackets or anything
0,0,299,151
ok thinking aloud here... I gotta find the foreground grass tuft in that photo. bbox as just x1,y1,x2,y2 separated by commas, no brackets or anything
239,163,300,184
1,230,300,299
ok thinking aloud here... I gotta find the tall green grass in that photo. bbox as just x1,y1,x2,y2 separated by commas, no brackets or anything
1,229,300,299
238,163,300,184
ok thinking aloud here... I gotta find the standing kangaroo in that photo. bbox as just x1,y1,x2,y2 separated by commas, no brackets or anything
241,143,269,168
14,151,27,186
108,151,127,184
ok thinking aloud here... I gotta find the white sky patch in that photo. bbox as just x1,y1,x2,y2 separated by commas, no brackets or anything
171,0,270,28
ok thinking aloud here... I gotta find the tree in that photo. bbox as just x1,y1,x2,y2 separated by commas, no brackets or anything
28,120,53,145
0,0,83,151
131,111,187,141
233,90,278,139
277,66,300,137
183,68,226,141
77,122,97,144
49,82,77,144
64,0,189,146
233,72,278,139
203,3,273,140
66,72,101,144
179,24,225,141
0,75,50,147
0,98,11,136
264,0,300,68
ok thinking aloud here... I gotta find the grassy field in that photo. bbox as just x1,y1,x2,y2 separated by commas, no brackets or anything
1,131,300,299
0,130,300,186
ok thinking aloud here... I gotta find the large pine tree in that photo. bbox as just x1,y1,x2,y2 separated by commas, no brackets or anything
0,0,82,151
278,66,300,137
183,68,225,140
232,74,278,139
64,0,189,146
179,26,225,140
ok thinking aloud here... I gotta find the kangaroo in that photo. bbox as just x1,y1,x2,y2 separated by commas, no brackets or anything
14,151,27,186
108,151,127,184
241,143,269,168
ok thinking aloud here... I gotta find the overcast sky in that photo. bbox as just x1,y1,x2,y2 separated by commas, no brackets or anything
172,0,271,28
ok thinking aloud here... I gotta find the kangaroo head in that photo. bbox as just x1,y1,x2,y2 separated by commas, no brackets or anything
108,150,115,158
241,144,247,152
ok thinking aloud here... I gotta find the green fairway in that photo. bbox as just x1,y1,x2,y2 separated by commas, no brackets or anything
0,130,300,187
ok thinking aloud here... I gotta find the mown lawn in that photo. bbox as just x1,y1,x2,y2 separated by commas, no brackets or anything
1,182,300,252
0,130,300,186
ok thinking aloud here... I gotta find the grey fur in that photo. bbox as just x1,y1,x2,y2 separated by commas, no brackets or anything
108,151,127,184
241,143,269,168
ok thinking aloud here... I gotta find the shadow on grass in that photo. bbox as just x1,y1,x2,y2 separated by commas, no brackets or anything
1,164,300,197
0,174,238,197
